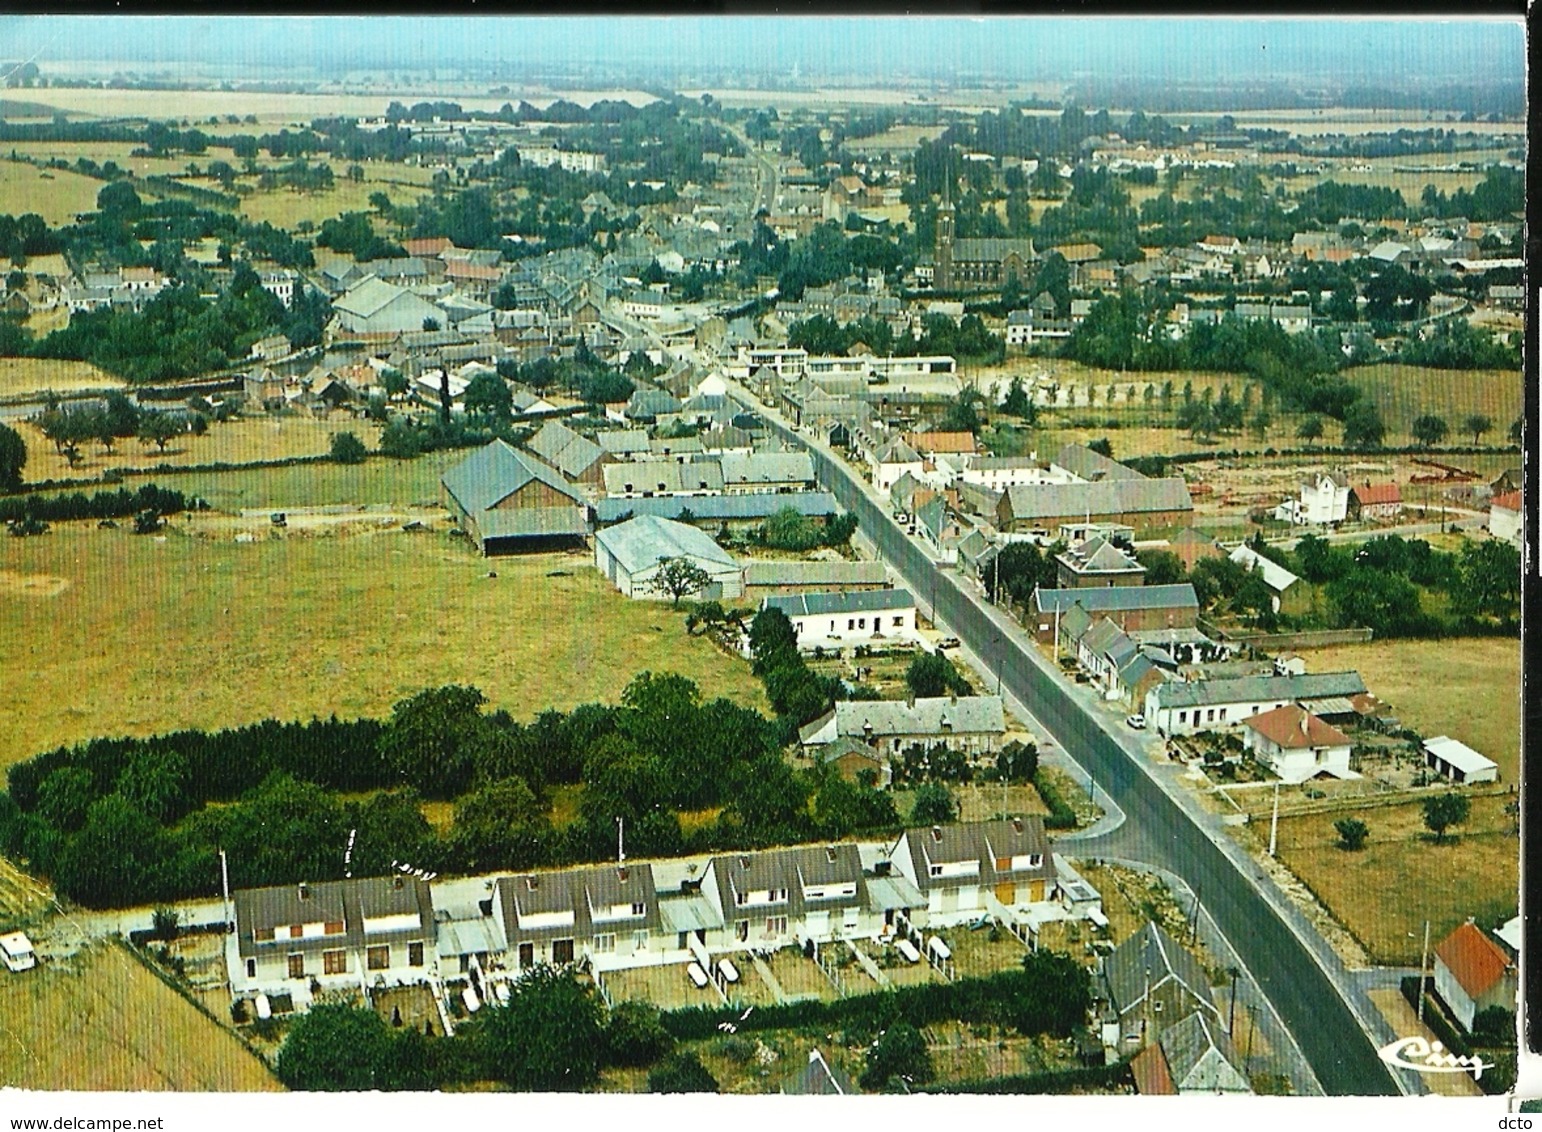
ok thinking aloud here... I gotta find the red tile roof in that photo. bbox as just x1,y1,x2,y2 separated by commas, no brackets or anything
403,237,452,258
445,260,503,281
1245,705,1350,750
1131,1042,1176,1095
1354,483,1401,506
1492,490,1522,513
1435,921,1513,999
902,430,978,455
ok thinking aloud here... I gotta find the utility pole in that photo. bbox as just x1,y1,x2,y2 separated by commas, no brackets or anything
1417,918,1431,1023
1268,782,1280,857
1228,968,1239,1034
219,848,232,933
1244,1003,1257,1076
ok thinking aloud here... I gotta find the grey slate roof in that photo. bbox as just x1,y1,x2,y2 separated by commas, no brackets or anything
742,560,887,588
526,419,606,480
1034,583,1199,616
595,515,738,575
1054,443,1145,482
763,588,914,618
713,843,867,923
596,428,651,455
235,876,435,960
783,1051,858,1096
604,460,724,496
803,696,1006,744
1153,670,1367,710
719,451,816,487
1104,921,1218,1017
441,438,584,514
1160,1011,1248,1091
1003,478,1193,521
494,863,661,945
593,492,839,525
903,816,1056,894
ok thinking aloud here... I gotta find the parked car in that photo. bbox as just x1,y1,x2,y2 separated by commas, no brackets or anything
937,637,960,650
1125,714,1147,730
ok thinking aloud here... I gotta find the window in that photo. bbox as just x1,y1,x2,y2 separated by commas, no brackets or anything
1028,854,1043,868
287,953,305,979
736,920,749,942
323,949,346,975
893,616,903,627
929,864,943,878
633,930,649,948
623,483,634,493
995,856,1011,871
287,924,303,939
594,933,616,954
245,958,256,979
408,942,424,967
848,618,855,630
858,617,866,629
367,945,390,971
631,902,646,916
552,939,575,965
254,927,275,942
1177,711,1187,724
736,889,748,906
324,920,344,936
773,888,788,902
1206,709,1216,722
1219,708,1228,720
767,916,787,936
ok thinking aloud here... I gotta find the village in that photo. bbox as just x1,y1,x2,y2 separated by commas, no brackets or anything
0,16,1524,1103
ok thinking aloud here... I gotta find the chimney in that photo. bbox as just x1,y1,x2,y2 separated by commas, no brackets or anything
931,825,943,843
392,875,404,891
826,846,837,863
1012,817,1023,834
298,883,310,901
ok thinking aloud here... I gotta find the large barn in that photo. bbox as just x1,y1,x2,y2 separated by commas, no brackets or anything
594,515,742,600
441,439,590,555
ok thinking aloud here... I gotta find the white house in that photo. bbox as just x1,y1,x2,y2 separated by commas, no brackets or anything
227,877,438,1007
961,455,1069,492
1422,736,1499,784
1489,490,1521,546
761,588,918,650
594,515,742,600
872,437,925,494
1432,920,1518,1033
799,696,1007,756
1144,671,1367,736
1283,470,1351,526
1242,704,1355,783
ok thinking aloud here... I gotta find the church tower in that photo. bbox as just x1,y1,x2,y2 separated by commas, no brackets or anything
934,187,955,291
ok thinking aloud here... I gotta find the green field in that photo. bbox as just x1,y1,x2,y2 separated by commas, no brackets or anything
0,161,106,225
0,522,768,770
138,449,463,509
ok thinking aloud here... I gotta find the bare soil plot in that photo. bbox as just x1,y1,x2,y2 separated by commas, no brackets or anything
925,1021,1083,1083
1266,793,1517,966
371,984,441,1033
954,782,1052,823
1295,637,1519,781
0,527,767,770
0,942,280,1090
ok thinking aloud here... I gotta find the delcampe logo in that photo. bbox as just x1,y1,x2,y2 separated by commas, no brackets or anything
1378,1036,1495,1080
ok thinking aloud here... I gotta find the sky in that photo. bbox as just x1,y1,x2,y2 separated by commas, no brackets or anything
0,16,1526,87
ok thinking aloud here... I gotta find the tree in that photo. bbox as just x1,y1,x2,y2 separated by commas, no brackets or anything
648,1052,719,1093
1411,414,1448,448
378,685,493,799
1342,401,1386,450
463,371,513,424
475,966,605,1091
1422,792,1470,844
860,1022,933,1091
1137,548,1184,586
603,1000,674,1067
1087,437,1113,458
380,368,408,400
0,421,24,491
1334,817,1369,851
151,906,180,942
905,652,967,699
910,783,958,825
1463,413,1493,446
1453,539,1520,622
1509,418,1522,446
276,1004,403,1091
379,420,422,459
96,180,142,217
941,387,985,435
1249,409,1272,442
1472,1005,1515,1045
994,739,1038,783
138,412,181,452
330,431,368,465
1296,415,1324,445
651,556,711,607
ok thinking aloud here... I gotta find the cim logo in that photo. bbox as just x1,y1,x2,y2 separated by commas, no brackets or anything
1378,1036,1495,1080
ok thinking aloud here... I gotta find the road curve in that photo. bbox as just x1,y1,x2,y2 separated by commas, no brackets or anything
747,396,1401,1096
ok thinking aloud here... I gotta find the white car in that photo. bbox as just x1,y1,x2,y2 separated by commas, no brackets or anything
1125,714,1148,730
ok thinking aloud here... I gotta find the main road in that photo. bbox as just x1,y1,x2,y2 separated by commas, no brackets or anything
737,387,1403,1096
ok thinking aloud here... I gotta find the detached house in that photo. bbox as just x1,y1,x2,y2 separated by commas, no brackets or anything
1432,920,1518,1033
1102,921,1221,1051
1229,544,1308,616
1145,670,1368,736
228,876,436,1003
1349,482,1402,522
762,588,919,650
1242,705,1355,783
1132,1011,1251,1094
1278,470,1350,526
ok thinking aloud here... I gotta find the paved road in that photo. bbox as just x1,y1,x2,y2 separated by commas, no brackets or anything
741,388,1403,1096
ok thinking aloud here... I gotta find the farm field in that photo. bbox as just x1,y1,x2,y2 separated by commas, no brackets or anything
144,449,460,509
0,161,105,225
1295,637,1520,781
1267,792,1517,966
232,176,434,229
1348,364,1522,448
0,942,280,1091
3,140,215,178
14,414,380,483
0,524,768,770
0,357,122,399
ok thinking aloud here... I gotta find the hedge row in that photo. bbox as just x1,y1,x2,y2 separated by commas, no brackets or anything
924,1060,1133,1094
1033,770,1079,830
660,954,1090,1043
0,483,194,524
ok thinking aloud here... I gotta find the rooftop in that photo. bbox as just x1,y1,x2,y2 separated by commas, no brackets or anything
594,515,738,575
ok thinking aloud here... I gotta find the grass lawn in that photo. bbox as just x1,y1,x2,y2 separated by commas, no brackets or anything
142,449,464,510
1347,364,1522,448
15,414,381,484
0,524,767,770
1295,637,1520,781
0,161,105,225
0,942,280,1090
0,356,122,399
1268,793,1518,966
234,176,432,229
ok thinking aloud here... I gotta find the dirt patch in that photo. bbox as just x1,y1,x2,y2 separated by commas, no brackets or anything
0,570,70,598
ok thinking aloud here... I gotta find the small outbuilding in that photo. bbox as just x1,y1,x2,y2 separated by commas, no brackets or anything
1422,736,1498,784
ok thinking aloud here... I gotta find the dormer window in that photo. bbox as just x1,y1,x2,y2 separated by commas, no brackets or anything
929,864,942,877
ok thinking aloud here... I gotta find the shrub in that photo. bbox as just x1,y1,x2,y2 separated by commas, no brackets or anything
648,1051,719,1093
1333,817,1368,851
330,431,368,465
